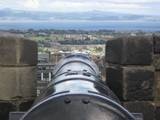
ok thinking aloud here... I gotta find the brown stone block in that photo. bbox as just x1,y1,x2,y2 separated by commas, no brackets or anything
19,100,34,111
123,101,155,120
153,55,160,71
106,36,153,65
0,36,37,66
106,65,155,101
0,102,16,120
0,66,37,101
155,71,160,100
155,102,160,120
153,35,160,54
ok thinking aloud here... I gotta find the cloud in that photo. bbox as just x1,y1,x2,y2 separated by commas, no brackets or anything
0,0,159,15
24,0,40,9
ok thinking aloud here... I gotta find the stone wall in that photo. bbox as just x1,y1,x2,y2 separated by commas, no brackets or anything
0,36,37,120
105,36,160,120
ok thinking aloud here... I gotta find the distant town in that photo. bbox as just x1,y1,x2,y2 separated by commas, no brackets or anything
0,29,159,91
1,29,159,54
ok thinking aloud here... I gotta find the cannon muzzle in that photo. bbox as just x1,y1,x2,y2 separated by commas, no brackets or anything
21,53,136,120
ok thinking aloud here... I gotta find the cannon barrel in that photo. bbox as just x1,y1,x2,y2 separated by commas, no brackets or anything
21,54,136,120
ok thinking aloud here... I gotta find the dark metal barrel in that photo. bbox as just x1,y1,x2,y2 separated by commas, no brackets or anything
21,53,136,120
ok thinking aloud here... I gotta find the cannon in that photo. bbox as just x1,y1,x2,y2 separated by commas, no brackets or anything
20,53,137,120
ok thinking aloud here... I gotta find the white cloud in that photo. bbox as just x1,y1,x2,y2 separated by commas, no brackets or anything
24,0,40,9
0,0,159,15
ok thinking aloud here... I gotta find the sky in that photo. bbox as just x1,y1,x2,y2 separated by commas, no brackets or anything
0,0,159,15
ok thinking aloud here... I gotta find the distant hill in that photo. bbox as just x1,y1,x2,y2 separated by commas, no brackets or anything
0,8,159,21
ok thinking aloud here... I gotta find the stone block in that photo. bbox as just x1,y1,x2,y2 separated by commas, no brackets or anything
123,101,155,120
155,103,160,120
106,65,155,101
0,66,37,101
106,65,123,98
153,35,160,54
106,36,153,65
0,102,16,120
155,71,160,100
153,55,160,71
0,36,37,66
19,100,34,111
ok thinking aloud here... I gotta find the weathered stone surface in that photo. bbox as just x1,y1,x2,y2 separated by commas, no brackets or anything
153,55,160,71
155,71,160,100
0,67,37,101
106,36,153,65
19,100,34,111
155,103,160,120
153,35,160,54
0,36,37,66
0,102,16,120
106,65,123,99
123,101,156,120
106,65,155,101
